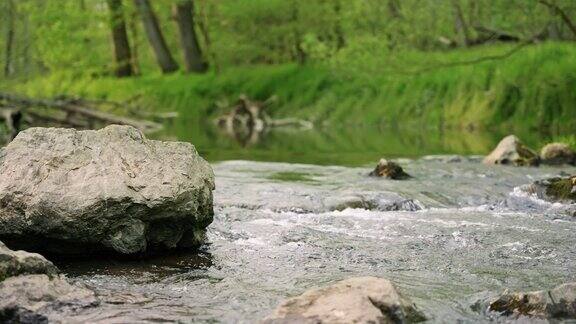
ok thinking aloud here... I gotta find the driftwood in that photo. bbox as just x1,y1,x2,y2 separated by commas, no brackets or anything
0,93,162,140
215,95,312,146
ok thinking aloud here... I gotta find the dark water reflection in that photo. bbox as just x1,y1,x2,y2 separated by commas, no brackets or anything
152,118,566,165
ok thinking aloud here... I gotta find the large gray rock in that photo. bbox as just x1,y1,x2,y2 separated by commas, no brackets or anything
489,282,576,320
0,241,58,282
0,125,215,255
0,274,98,323
262,277,425,324
483,135,539,166
540,143,576,165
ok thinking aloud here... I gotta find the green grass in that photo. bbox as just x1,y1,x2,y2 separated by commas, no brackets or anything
5,42,576,131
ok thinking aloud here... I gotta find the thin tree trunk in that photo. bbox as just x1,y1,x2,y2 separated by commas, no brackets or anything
332,0,345,50
290,0,306,65
134,0,179,73
196,1,219,73
4,0,16,78
538,0,576,38
173,0,207,73
452,0,471,47
106,0,134,77
387,0,402,19
129,11,141,75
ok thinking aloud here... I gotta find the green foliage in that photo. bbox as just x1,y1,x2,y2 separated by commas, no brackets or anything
11,42,576,133
1,0,575,133
266,172,317,183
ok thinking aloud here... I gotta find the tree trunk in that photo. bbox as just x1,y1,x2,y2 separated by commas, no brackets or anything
452,0,471,47
332,0,345,50
106,0,134,77
172,0,207,73
538,0,576,39
4,0,16,78
128,10,141,75
387,0,402,19
196,1,219,73
290,0,306,65
134,0,179,73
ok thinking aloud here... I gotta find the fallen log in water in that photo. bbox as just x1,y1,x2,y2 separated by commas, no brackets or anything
215,94,313,146
0,92,162,140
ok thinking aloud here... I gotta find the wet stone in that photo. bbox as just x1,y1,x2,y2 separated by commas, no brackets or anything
540,143,576,166
489,282,576,320
369,159,411,180
262,277,425,324
483,135,539,166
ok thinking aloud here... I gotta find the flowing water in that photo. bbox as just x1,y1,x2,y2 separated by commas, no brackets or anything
53,149,576,323
1,123,565,322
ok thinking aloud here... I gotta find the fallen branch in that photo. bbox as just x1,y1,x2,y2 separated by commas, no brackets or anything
473,25,522,43
0,92,162,134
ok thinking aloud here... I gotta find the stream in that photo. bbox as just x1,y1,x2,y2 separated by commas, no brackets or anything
55,155,576,323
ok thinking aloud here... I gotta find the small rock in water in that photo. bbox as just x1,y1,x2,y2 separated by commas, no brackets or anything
483,135,539,166
540,142,576,166
0,241,58,281
324,194,423,212
520,175,576,204
369,159,411,179
0,240,98,322
489,282,576,320
262,276,425,323
0,125,215,256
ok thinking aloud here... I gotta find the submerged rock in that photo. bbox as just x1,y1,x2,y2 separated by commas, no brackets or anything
370,159,411,180
540,143,576,165
489,282,576,320
324,194,423,212
519,175,576,204
0,274,98,323
0,241,58,282
0,125,215,256
483,135,539,166
262,277,425,323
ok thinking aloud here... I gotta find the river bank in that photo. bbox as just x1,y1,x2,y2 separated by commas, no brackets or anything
4,42,576,133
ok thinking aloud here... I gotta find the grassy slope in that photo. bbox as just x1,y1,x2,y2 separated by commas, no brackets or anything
6,42,576,131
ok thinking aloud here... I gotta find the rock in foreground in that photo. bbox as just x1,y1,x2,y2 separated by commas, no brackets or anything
262,277,425,323
0,274,98,323
0,125,215,255
483,135,539,166
540,143,576,165
489,282,576,320
0,241,58,281
369,159,411,179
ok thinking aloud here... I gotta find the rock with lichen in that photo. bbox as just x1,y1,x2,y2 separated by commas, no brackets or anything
369,159,411,180
540,143,576,165
489,282,576,320
483,135,539,166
